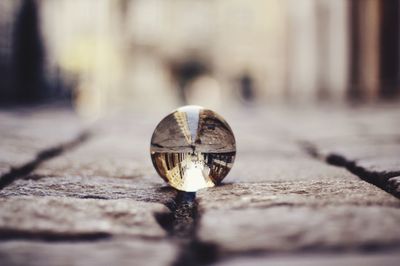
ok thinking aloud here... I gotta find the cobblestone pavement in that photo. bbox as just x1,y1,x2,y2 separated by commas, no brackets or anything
0,105,399,266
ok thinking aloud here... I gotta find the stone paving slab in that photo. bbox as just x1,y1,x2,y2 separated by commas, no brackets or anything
0,239,178,266
197,180,400,210
265,105,400,198
32,128,154,178
0,176,175,203
309,140,400,174
0,196,168,239
306,139,400,197
0,111,163,186
197,169,400,256
0,110,84,175
199,205,400,254
230,156,358,183
214,252,400,266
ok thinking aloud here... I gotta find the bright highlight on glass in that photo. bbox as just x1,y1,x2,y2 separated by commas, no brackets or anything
150,105,236,192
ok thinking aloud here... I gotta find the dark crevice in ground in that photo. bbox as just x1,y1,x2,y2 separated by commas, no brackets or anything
0,229,110,242
0,131,90,190
326,153,400,198
155,191,218,266
300,141,400,199
79,195,110,200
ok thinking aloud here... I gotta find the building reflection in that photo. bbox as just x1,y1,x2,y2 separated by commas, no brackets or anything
151,151,235,192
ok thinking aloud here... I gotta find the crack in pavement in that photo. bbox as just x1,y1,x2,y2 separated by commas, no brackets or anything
0,131,91,190
300,141,400,199
0,229,110,242
155,191,218,266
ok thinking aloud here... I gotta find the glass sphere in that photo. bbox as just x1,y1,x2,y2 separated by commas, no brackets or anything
150,105,236,192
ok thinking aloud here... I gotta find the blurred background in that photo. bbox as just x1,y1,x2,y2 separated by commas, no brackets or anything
0,0,399,117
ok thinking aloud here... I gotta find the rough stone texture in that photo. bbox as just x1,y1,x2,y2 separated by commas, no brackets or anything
199,206,400,253
0,240,178,266
311,142,400,197
0,176,175,203
0,196,169,239
1,106,400,266
226,106,400,185
197,180,400,210
229,156,359,183
197,106,400,258
0,110,84,176
215,253,400,266
196,106,400,262
33,133,156,180
276,106,400,197
310,140,400,174
197,176,400,255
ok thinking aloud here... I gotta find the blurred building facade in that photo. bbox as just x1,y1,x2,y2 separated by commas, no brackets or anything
0,0,399,113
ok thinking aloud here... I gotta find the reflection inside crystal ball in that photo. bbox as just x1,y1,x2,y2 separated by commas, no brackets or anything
150,105,236,192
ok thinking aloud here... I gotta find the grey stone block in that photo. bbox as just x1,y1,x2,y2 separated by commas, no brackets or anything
0,239,178,266
0,196,169,239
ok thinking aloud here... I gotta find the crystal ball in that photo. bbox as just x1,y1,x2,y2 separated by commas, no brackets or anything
150,105,236,192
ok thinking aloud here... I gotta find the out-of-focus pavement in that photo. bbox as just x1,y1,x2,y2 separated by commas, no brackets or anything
0,105,399,266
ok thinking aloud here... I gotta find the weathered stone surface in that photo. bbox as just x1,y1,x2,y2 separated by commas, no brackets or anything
269,105,400,141
1,106,400,266
32,134,156,180
215,252,400,266
10,113,164,188
0,176,175,203
0,239,178,266
198,159,400,255
224,108,397,184
229,157,357,183
0,196,169,239
197,180,400,210
0,110,84,175
314,141,400,174
306,141,400,197
275,105,400,197
199,206,400,253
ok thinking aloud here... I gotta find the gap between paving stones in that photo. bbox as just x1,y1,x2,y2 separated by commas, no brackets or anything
155,191,219,266
0,229,110,242
0,131,91,190
300,141,400,199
